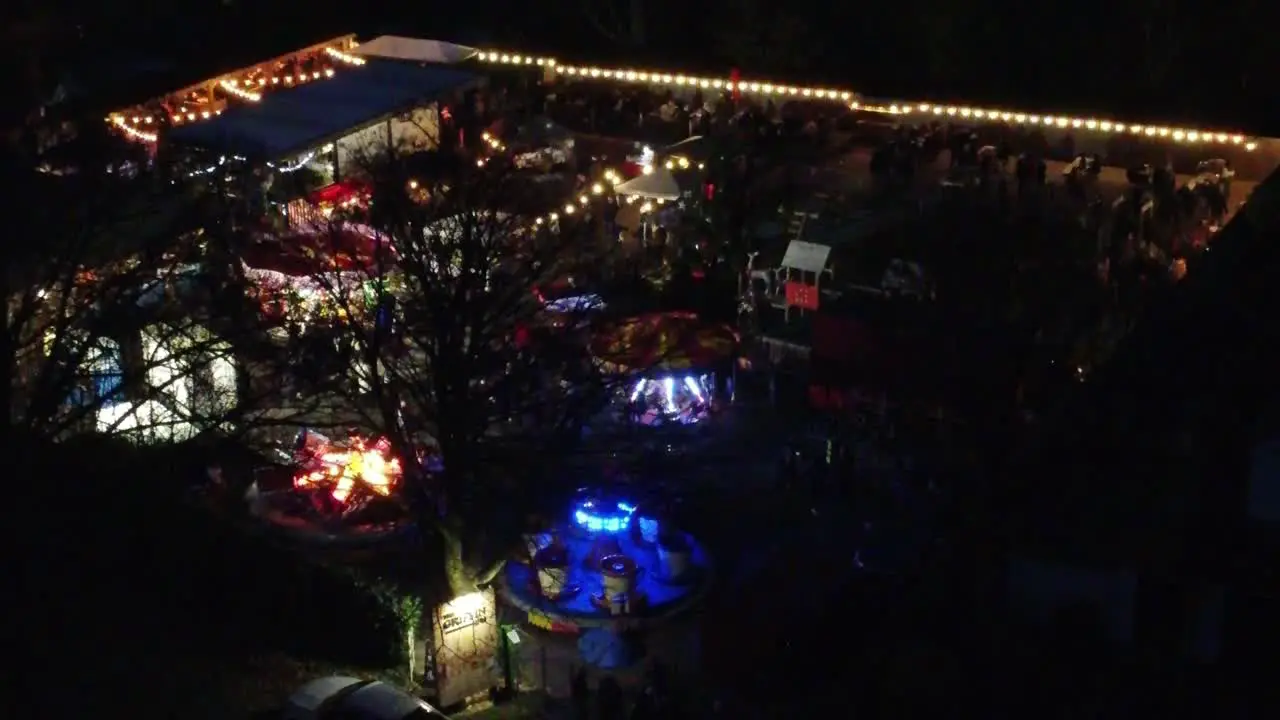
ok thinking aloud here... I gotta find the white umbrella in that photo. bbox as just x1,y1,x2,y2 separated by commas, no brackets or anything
615,167,681,200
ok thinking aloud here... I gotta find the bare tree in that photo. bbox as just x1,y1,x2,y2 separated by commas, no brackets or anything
1,170,294,444
712,0,825,75
578,0,649,48
240,151,616,596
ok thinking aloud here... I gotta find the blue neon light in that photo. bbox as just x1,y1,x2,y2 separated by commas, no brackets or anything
573,499,638,533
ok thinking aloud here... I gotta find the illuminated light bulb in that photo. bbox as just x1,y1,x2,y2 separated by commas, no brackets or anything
1173,130,1185,140
1216,133,1228,142
549,212,558,220
1231,135,1244,144
1056,117,1069,127
201,111,210,118
500,54,510,62
1085,119,1097,129
665,160,674,169
579,195,589,204
918,104,930,112
1129,125,1142,133
591,183,604,194
1157,128,1170,137
945,107,957,115
1185,130,1196,140
841,92,851,100
272,77,280,84
972,110,985,118
802,88,812,96
638,72,650,81
661,74,673,83
1246,142,1257,151
145,116,153,123
960,108,972,117
564,204,574,214
187,113,196,120
220,79,261,102
1014,114,1026,123
1071,119,1082,128
761,83,773,93
1000,112,1012,121
535,217,543,224
642,165,653,175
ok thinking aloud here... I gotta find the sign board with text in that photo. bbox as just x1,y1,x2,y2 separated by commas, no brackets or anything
426,589,498,707
785,281,820,310
781,240,830,273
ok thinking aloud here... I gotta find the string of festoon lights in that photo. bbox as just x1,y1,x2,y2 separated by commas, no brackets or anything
107,44,365,140
475,51,1258,150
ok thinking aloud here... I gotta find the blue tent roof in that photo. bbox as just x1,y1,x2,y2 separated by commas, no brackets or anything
167,60,479,159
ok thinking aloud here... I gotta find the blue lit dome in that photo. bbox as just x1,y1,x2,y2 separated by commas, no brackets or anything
572,498,637,533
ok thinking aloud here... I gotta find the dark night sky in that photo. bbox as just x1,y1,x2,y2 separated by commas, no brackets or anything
22,0,1279,134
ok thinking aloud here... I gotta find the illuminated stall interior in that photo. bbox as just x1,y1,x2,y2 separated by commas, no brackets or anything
107,36,365,144
166,59,480,201
91,324,240,442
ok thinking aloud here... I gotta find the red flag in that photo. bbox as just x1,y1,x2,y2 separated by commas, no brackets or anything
730,67,741,103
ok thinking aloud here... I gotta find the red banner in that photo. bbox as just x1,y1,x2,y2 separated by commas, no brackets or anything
785,281,819,310
730,68,741,103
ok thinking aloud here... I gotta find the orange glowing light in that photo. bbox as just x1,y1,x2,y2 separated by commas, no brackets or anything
294,436,401,503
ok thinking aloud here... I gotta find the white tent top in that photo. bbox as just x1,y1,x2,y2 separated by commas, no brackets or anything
355,36,479,64
615,167,680,199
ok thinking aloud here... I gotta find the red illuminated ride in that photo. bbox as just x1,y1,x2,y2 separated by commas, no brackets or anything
247,430,415,541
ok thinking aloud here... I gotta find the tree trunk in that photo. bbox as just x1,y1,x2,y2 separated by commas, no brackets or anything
440,524,508,599
442,526,479,598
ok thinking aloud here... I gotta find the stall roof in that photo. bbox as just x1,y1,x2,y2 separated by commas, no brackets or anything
615,167,681,199
167,60,480,159
354,36,479,64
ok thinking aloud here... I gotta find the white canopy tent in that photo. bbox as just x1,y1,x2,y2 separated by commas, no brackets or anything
614,167,681,200
354,36,479,64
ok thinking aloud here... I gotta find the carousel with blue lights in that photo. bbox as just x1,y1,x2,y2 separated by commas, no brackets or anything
498,490,713,649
